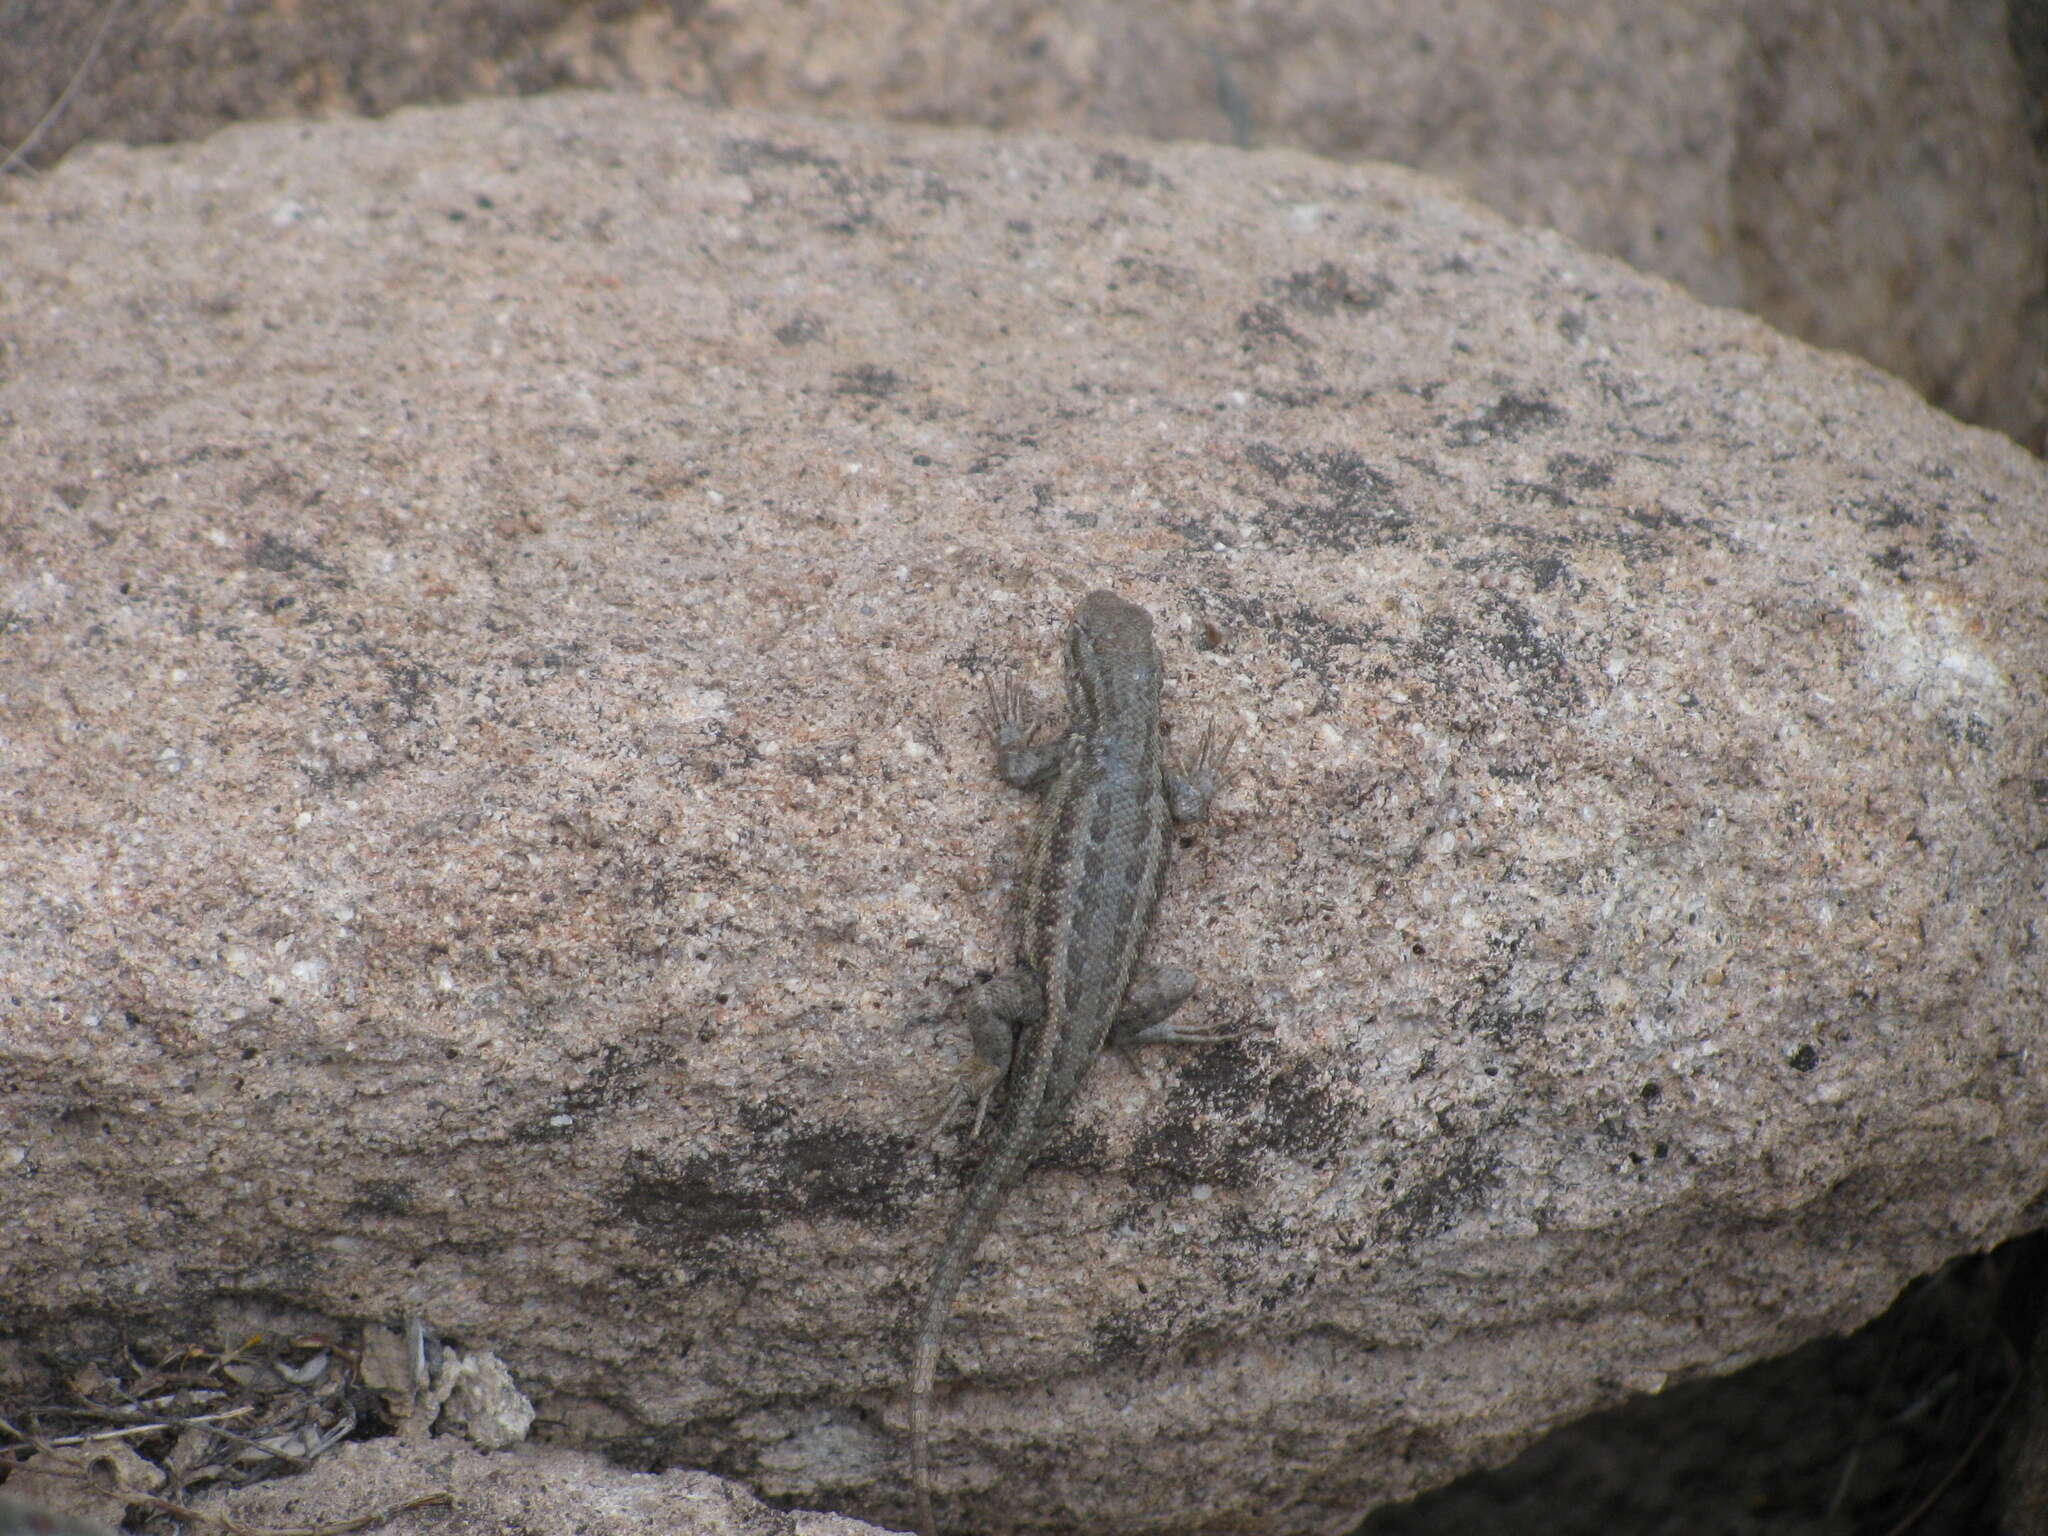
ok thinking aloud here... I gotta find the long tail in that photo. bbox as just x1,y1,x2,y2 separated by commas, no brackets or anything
910,1025,1065,1536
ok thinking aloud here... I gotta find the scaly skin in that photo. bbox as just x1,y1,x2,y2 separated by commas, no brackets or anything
909,590,1232,1536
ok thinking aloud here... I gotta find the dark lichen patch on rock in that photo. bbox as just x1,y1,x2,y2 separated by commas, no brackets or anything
611,1108,916,1256
1242,442,1412,552
834,365,903,399
1410,594,1584,715
1018,1115,1112,1179
1444,392,1565,447
511,1042,662,1144
1841,492,1984,580
1547,452,1615,491
1237,301,1311,352
1203,588,1387,712
1126,1043,1350,1195
1091,151,1168,189
1272,261,1396,317
715,137,844,176
614,1150,785,1248
1089,1301,1168,1365
1464,1000,1551,1052
344,1178,417,1218
245,531,344,583
1378,1136,1508,1244
1453,541,1575,595
1111,256,1198,294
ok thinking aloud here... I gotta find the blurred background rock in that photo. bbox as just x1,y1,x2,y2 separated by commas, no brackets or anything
3,0,2044,454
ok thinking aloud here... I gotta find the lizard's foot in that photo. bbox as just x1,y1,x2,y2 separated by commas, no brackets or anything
1122,1016,1245,1045
983,675,1066,790
1167,717,1240,823
924,1052,1005,1145
1108,965,1198,1047
981,675,1039,752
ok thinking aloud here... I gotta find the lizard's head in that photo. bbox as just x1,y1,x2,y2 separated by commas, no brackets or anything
1066,589,1162,727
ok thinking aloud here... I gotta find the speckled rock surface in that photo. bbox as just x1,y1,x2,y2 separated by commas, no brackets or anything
195,1438,890,1536
0,95,2043,1536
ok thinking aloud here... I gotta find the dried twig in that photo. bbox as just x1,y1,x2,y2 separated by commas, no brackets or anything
0,0,133,177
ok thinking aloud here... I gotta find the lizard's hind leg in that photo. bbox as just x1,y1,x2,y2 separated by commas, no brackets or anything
1111,965,1237,1046
928,967,1044,1141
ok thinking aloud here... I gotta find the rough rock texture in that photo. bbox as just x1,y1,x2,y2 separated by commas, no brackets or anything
1,0,2042,451
0,96,2044,1536
195,1439,889,1536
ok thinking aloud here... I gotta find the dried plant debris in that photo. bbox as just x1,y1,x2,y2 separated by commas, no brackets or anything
355,1322,534,1450
0,1336,361,1512
0,1327,489,1534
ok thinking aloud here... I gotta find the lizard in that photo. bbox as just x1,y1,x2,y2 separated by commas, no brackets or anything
908,588,1235,1536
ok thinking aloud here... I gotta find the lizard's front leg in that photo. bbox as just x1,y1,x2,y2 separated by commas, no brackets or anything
985,676,1064,790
